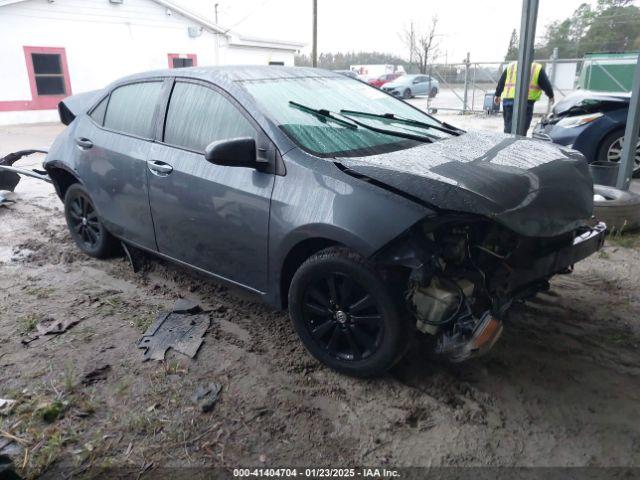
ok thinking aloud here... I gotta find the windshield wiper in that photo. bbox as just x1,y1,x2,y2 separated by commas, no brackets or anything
290,101,433,144
289,101,358,129
339,109,462,136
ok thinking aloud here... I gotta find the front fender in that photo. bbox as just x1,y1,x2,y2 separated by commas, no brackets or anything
265,149,432,307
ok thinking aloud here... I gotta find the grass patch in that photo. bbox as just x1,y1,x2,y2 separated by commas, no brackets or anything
38,400,65,423
18,313,39,335
24,286,55,299
607,231,640,249
130,305,163,333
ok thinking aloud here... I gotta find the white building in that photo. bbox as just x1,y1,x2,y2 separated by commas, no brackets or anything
0,0,304,125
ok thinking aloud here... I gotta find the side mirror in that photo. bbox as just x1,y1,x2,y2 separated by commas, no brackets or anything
204,137,257,169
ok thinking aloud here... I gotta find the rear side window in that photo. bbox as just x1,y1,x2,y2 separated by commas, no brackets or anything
89,96,108,125
164,82,255,152
103,82,163,138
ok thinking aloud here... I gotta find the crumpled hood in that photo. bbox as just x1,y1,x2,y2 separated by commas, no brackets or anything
552,90,630,116
337,130,594,237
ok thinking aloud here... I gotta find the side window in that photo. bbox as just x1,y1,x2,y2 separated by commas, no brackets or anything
103,82,163,138
164,82,256,152
89,96,108,126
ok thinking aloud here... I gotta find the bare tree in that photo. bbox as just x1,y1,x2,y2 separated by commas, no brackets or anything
400,21,417,67
402,17,440,74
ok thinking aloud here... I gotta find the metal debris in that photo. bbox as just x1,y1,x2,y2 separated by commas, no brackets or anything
0,149,50,192
137,300,210,361
192,382,222,413
121,242,148,273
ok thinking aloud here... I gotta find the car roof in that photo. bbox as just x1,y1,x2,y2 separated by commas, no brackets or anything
115,65,344,85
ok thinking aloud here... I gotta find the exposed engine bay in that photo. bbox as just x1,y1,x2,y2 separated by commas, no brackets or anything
376,217,606,362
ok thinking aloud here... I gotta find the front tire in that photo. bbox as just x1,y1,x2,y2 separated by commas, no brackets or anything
288,247,409,377
64,183,117,258
402,88,412,99
597,129,640,175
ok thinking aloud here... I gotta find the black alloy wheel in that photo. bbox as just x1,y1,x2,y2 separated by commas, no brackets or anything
64,183,116,258
289,247,409,377
69,193,101,249
302,272,384,362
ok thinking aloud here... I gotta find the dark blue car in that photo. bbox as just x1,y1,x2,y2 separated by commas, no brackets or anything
534,90,639,175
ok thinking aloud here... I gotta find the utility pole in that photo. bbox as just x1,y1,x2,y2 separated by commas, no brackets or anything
312,0,318,67
214,2,219,24
546,47,558,116
512,0,539,136
462,52,470,114
616,52,640,190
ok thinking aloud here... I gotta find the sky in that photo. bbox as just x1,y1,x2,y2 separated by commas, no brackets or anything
175,0,603,62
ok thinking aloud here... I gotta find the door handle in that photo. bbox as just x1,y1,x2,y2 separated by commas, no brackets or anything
147,160,173,175
76,137,93,149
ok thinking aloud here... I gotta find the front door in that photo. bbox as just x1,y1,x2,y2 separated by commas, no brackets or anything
147,80,274,292
75,81,164,250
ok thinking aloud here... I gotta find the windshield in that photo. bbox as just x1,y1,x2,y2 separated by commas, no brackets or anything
240,75,453,157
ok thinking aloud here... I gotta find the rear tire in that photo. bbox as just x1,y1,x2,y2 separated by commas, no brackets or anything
64,183,117,258
429,86,438,98
288,247,409,377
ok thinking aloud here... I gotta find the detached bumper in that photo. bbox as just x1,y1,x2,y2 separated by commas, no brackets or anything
0,149,50,191
496,222,606,295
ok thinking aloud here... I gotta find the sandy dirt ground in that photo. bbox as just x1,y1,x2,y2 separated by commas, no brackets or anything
1,117,640,478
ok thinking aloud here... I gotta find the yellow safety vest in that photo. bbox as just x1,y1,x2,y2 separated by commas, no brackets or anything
502,62,543,101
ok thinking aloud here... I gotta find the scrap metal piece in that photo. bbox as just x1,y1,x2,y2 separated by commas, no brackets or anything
173,298,202,314
137,300,210,361
0,149,50,191
121,242,145,273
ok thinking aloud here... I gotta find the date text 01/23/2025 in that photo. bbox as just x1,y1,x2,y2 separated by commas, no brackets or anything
232,468,401,478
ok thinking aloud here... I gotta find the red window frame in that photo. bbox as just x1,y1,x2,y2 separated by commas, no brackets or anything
168,54,198,69
0,46,72,112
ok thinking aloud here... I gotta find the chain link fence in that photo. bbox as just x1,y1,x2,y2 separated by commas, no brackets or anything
416,54,636,116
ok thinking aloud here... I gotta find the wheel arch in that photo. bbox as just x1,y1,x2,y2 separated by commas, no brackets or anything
278,237,345,309
45,161,81,200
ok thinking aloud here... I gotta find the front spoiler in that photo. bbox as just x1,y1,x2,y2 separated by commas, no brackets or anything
0,149,50,191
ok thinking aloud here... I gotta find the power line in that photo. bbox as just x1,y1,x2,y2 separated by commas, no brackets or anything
222,0,276,33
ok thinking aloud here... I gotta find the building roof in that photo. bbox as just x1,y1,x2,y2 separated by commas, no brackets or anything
0,0,305,51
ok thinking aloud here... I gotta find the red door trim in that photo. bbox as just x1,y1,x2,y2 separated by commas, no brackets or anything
0,46,72,112
167,53,198,69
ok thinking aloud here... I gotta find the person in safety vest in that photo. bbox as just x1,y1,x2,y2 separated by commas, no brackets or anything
494,61,554,134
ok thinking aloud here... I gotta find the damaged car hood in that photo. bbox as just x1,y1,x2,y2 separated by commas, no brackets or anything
337,130,594,237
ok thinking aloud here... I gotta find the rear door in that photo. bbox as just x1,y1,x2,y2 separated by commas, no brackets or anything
147,79,275,292
76,81,163,250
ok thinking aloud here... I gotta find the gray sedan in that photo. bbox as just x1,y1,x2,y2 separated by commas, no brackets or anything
3,66,604,377
382,74,439,98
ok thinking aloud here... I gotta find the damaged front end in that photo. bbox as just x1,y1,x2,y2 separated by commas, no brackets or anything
376,216,606,362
